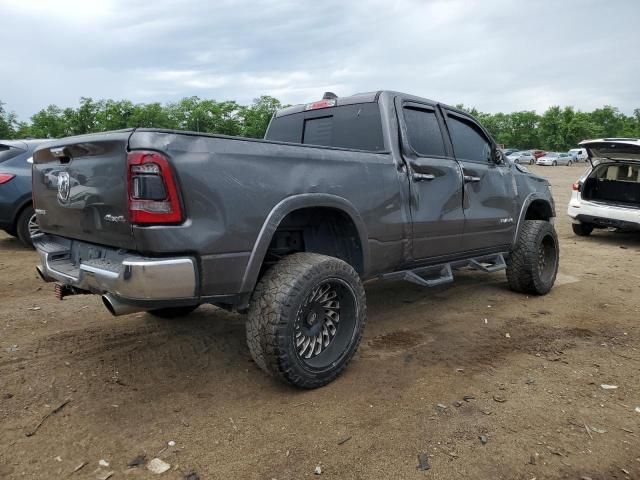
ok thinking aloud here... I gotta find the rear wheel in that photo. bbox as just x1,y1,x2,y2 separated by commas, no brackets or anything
506,220,559,295
568,160,573,166
246,252,366,389
148,305,199,318
16,206,40,248
529,159,534,165
572,222,593,236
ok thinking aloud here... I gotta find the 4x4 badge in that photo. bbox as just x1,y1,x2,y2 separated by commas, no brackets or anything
57,172,70,203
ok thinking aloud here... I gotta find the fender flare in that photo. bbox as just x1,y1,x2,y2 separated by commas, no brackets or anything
512,192,555,246
239,193,370,293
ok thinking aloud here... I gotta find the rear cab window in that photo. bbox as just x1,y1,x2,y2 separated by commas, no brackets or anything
265,103,385,152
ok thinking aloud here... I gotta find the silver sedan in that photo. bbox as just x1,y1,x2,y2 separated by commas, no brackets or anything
536,152,574,166
507,151,536,165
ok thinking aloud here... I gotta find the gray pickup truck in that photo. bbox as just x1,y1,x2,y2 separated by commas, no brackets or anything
32,91,558,388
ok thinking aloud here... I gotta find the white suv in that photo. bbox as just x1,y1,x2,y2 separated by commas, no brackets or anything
568,139,640,235
568,147,588,162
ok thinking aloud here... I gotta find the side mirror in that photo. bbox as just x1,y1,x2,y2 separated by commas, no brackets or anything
493,148,505,164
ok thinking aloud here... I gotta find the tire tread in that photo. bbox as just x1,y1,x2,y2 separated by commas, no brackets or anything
506,220,559,295
246,253,366,389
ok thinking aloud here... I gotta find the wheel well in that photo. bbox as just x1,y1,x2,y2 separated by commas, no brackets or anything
12,201,33,231
524,200,553,221
263,207,364,276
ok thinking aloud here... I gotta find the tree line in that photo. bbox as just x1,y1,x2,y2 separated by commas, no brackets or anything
2,96,639,151
0,96,283,141
456,104,640,151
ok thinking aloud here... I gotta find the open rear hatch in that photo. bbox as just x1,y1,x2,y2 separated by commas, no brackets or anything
32,131,136,249
581,138,640,166
580,139,640,208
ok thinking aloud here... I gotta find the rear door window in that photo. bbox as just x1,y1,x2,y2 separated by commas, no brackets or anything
446,115,492,163
0,146,26,163
266,103,385,152
402,107,446,157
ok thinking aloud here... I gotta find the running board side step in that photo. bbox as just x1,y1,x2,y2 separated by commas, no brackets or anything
468,253,506,273
380,253,507,288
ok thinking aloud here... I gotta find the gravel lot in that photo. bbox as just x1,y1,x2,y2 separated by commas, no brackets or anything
1,165,639,479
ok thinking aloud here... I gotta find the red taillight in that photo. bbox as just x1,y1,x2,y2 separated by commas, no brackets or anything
0,173,15,185
127,151,182,224
572,182,581,191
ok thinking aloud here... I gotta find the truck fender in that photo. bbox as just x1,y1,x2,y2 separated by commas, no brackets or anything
512,192,555,246
239,193,370,293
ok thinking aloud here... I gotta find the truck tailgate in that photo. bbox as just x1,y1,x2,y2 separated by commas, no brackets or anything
32,131,136,250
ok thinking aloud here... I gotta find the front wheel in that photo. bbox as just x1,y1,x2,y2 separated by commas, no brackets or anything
506,220,559,295
552,161,557,166
529,159,535,165
246,253,366,389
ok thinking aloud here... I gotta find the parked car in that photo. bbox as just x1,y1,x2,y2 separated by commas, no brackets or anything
531,150,546,159
507,150,536,165
568,138,640,235
537,152,573,166
0,139,51,247
32,91,558,388
502,148,519,156
568,147,588,162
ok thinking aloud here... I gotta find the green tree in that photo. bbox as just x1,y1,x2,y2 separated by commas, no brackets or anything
0,101,17,139
538,106,566,150
565,111,598,147
239,95,283,138
129,102,175,129
96,99,136,131
29,105,69,138
506,111,540,148
64,97,100,135
590,105,624,138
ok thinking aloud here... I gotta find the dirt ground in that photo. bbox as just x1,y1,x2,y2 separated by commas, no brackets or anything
1,165,639,480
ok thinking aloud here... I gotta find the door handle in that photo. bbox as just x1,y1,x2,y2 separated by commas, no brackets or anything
464,175,481,183
412,172,435,182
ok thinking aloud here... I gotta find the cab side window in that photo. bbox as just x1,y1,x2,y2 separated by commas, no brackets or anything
447,115,492,163
403,107,446,157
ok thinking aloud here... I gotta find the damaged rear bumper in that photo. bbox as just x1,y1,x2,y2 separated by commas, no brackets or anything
34,234,198,304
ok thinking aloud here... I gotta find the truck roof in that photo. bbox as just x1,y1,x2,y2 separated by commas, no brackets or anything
274,90,445,118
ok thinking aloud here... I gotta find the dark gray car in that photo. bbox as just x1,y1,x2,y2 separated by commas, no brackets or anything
32,91,559,388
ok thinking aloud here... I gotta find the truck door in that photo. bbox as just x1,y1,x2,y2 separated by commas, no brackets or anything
441,109,517,251
398,101,465,259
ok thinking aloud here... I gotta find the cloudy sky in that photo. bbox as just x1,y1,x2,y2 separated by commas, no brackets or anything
1,0,638,120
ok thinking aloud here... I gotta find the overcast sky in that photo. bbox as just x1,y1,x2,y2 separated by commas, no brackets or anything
1,0,638,121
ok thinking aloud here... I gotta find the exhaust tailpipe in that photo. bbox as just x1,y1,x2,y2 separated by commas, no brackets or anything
102,294,149,316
